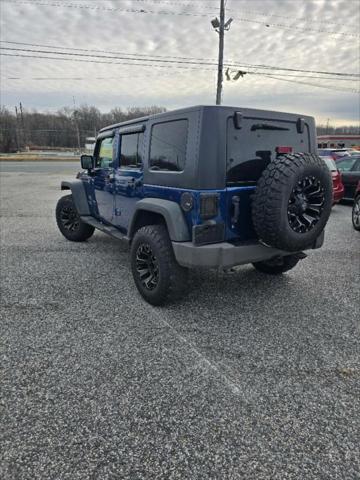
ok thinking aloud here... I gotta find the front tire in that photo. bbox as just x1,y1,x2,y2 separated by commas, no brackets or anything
352,196,360,231
253,254,301,275
130,225,188,305
56,194,95,242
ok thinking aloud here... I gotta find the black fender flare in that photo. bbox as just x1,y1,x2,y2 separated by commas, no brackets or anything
128,198,190,242
61,180,90,216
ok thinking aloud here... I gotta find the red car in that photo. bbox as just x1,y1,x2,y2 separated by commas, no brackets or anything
336,155,360,201
321,156,344,204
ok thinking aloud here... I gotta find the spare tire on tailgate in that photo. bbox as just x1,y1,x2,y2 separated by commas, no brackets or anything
251,153,333,252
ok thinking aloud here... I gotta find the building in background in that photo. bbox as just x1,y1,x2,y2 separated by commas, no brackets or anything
317,135,360,149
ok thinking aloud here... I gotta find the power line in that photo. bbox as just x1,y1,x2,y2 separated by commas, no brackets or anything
3,0,359,38
262,74,360,94
126,0,359,29
2,53,358,93
1,45,359,78
0,52,216,71
0,40,219,63
2,72,357,82
1,46,220,67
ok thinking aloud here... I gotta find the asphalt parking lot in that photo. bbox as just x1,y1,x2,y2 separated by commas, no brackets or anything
1,162,359,479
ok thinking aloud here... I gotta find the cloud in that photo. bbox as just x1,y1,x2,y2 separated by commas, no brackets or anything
0,0,359,125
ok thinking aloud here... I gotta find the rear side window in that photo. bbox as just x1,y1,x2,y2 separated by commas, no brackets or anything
120,132,144,168
149,120,188,172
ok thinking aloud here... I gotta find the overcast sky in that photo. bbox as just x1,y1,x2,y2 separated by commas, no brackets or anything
0,0,359,126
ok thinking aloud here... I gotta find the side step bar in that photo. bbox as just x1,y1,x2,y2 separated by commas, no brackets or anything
80,216,129,243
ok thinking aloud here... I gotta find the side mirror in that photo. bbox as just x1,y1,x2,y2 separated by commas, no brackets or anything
81,154,94,170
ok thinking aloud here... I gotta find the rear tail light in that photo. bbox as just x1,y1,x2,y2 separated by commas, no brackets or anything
276,146,293,154
200,193,219,219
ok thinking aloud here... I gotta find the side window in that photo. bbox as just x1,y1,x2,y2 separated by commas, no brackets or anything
95,137,113,168
353,159,360,171
149,120,188,172
120,132,143,168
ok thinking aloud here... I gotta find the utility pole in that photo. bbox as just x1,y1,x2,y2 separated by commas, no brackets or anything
72,96,82,154
216,0,225,105
326,118,330,135
19,102,27,148
14,106,20,151
211,1,233,105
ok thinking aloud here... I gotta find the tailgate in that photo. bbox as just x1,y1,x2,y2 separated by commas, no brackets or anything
225,111,314,241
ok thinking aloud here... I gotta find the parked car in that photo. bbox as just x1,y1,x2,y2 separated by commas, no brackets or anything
352,182,360,231
320,156,344,204
318,148,351,161
56,106,333,305
336,155,360,200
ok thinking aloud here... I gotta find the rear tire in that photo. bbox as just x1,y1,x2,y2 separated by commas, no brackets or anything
130,225,188,305
56,194,95,242
253,254,301,275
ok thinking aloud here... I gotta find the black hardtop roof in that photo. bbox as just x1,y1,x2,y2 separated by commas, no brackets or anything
99,105,314,133
99,105,201,133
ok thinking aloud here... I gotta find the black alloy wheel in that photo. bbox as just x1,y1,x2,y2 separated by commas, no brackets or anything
59,204,80,232
56,194,95,242
135,243,160,291
352,196,360,231
287,176,325,233
130,224,188,305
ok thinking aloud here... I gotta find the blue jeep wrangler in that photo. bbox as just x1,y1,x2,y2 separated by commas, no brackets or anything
56,106,332,305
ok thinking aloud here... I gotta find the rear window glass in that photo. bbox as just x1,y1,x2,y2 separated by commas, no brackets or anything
322,157,337,171
226,117,309,184
150,120,188,172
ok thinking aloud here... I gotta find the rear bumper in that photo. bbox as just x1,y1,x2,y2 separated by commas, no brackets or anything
172,231,324,268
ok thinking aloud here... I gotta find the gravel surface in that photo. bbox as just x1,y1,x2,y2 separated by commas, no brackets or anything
1,164,359,479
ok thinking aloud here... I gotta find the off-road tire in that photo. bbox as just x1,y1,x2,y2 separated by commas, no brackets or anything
56,194,95,242
252,153,332,252
130,225,188,305
352,195,360,231
253,255,301,275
